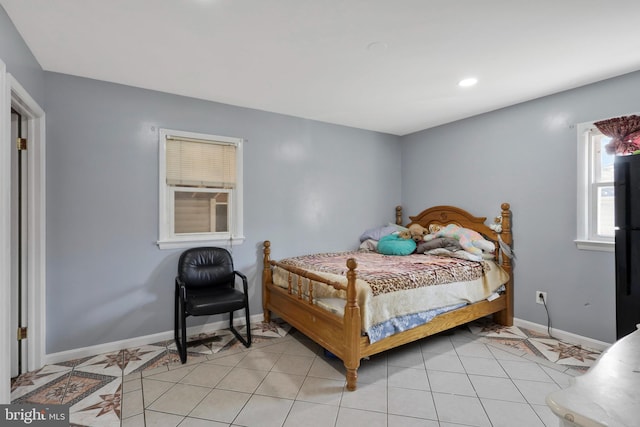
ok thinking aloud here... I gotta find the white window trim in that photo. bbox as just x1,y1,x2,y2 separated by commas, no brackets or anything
157,128,244,250
575,121,614,252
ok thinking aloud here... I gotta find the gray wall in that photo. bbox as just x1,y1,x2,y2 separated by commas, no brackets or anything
43,72,401,353
401,71,640,343
0,6,44,106
3,3,636,351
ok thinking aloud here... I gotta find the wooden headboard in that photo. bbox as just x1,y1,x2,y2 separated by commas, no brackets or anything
400,203,513,259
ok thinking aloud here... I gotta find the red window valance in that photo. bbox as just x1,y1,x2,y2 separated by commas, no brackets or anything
594,115,640,155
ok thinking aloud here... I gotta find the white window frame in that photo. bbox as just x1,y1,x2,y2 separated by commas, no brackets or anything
575,121,614,252
157,128,244,250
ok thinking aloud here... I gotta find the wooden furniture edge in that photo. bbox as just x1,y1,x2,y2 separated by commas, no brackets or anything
360,296,507,358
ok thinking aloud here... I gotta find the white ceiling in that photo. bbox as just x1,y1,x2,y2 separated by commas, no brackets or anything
3,0,640,136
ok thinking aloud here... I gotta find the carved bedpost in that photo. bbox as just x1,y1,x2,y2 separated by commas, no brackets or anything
500,203,512,252
262,241,272,323
494,203,513,326
344,257,361,391
395,205,403,226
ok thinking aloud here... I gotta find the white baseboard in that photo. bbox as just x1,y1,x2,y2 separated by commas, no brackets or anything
43,315,612,367
513,318,611,352
44,313,264,366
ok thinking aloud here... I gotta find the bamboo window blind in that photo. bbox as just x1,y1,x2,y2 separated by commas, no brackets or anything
166,136,237,188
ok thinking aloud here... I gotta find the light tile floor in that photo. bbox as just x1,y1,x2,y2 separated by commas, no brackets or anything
11,318,604,427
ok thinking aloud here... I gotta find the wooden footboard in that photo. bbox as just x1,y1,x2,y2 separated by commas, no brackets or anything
262,241,362,389
262,203,513,391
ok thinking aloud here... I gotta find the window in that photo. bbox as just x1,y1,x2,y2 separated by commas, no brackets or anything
158,128,244,249
576,122,614,251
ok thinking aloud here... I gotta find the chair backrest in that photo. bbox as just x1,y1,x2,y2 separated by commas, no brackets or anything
178,247,235,289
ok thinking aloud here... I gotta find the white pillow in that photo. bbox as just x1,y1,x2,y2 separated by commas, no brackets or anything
359,239,378,252
359,225,396,242
388,222,409,231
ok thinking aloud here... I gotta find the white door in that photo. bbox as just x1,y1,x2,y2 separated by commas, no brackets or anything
10,107,28,378
1,70,46,403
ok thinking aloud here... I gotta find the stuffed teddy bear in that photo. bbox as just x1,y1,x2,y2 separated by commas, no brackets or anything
427,223,494,255
398,230,412,240
488,216,515,259
489,216,502,233
407,223,428,242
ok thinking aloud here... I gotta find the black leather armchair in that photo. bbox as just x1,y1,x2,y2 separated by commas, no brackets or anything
174,247,251,363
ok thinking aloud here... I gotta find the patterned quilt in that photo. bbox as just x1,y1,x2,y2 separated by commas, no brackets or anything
278,252,487,296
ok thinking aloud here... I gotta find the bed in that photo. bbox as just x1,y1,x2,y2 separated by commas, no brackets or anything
262,203,513,391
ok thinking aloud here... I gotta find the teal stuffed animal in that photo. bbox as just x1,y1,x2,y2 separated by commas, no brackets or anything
377,233,417,256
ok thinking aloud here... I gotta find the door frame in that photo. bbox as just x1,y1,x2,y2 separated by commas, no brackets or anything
0,60,46,403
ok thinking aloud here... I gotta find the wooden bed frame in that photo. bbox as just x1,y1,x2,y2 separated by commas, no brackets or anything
262,203,513,391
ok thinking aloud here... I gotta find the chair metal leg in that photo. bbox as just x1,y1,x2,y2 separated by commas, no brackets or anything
174,290,187,364
244,306,252,346
180,309,187,363
229,310,251,348
174,286,179,345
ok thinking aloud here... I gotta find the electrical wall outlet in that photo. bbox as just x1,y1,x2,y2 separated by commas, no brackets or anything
536,291,547,305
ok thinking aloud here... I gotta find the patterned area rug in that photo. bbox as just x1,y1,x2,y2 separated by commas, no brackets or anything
10,321,291,427
467,318,602,373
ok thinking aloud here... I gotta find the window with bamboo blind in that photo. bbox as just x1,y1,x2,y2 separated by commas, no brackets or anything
157,128,244,249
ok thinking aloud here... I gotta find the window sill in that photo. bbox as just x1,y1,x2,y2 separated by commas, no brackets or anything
157,236,245,250
574,239,614,252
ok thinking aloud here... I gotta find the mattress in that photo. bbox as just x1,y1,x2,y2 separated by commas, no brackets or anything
272,251,510,342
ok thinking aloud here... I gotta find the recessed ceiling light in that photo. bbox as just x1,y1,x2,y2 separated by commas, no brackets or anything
458,77,478,87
